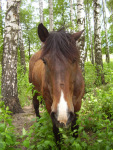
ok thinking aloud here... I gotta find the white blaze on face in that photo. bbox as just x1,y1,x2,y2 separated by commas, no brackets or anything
57,91,68,125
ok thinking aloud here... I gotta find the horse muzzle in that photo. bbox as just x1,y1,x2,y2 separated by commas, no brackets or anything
51,111,74,128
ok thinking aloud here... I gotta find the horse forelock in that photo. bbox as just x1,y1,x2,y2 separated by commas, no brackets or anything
40,30,80,62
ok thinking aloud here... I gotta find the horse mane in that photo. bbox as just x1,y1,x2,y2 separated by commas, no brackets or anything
40,30,80,62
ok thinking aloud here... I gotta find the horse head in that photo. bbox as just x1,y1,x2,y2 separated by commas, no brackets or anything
38,23,84,128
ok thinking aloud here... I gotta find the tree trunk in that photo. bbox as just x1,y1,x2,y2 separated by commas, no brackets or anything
0,0,3,64
49,0,53,31
84,2,88,62
28,36,31,60
70,0,75,31
102,0,110,63
77,0,85,73
93,0,105,85
18,24,26,74
39,0,43,23
87,0,94,64
1,0,23,113
88,13,94,65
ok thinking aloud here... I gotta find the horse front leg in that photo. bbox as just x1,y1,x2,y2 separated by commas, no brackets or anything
71,114,79,138
53,124,61,149
33,92,40,118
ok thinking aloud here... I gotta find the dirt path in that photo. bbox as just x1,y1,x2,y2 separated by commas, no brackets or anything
12,105,35,135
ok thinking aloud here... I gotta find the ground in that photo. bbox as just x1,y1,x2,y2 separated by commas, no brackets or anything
12,105,35,135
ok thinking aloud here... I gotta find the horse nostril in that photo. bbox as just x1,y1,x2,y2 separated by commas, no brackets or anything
67,111,74,125
69,112,74,118
59,122,65,128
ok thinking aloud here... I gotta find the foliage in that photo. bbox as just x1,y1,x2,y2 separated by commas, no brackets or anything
0,101,19,150
53,0,76,31
17,65,32,107
20,107,57,150
85,62,96,92
0,64,2,97
15,62,113,150
20,84,113,149
1,60,113,149
20,0,41,58
0,0,113,149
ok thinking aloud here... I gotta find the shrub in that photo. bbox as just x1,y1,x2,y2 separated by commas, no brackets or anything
17,66,32,107
20,109,57,150
0,101,19,150
85,62,96,92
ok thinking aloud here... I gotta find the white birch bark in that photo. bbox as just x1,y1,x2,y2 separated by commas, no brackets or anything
77,0,85,73
102,0,110,63
94,0,105,84
0,0,3,64
70,0,75,31
87,5,94,64
2,0,23,113
39,0,43,23
49,0,53,31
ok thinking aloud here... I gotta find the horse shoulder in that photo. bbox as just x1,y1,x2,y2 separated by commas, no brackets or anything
29,51,42,83
32,59,45,92
73,67,84,112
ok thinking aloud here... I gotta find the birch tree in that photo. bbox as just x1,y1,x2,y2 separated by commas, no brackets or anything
88,7,94,64
70,0,75,31
39,0,43,23
2,0,23,113
102,0,110,63
18,24,26,73
0,0,3,64
84,0,89,61
77,0,85,73
85,0,94,64
93,0,105,85
49,0,53,31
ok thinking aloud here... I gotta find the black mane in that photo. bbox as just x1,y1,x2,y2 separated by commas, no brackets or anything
40,30,80,62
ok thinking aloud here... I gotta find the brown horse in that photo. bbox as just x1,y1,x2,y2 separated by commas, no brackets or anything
29,23,84,144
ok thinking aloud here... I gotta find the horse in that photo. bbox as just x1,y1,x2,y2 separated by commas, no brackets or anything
29,23,84,145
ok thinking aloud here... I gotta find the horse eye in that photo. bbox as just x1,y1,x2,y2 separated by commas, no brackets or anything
72,58,76,64
42,58,47,65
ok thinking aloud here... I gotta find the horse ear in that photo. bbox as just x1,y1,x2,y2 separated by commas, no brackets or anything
72,29,84,41
38,23,49,42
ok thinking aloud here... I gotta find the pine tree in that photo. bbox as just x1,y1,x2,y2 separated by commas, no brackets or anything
2,0,23,113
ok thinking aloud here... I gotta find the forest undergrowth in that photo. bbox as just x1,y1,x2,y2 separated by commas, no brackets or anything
0,61,113,150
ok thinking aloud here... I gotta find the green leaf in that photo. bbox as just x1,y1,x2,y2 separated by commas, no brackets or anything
0,142,6,150
23,138,30,148
22,128,27,135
